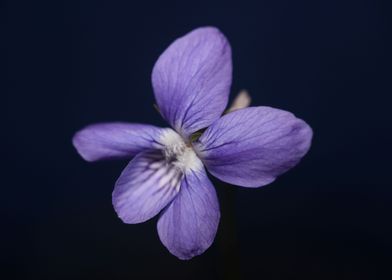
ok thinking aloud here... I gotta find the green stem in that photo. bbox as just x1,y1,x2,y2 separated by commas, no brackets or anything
217,184,242,280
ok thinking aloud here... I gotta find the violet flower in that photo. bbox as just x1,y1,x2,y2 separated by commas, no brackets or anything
72,27,313,260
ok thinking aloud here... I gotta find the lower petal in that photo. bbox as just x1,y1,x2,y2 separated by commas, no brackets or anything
157,168,220,260
112,151,182,224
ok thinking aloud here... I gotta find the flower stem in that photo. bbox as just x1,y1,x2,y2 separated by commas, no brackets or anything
216,183,242,280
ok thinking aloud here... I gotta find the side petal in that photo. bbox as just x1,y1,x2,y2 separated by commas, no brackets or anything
112,151,182,224
195,107,313,188
72,123,166,162
157,168,220,260
152,27,232,138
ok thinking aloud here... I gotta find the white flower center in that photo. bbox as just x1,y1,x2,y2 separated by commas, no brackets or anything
159,129,202,173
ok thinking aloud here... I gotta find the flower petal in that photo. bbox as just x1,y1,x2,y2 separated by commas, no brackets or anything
152,27,232,138
72,123,165,162
157,167,220,260
195,107,313,188
112,151,182,224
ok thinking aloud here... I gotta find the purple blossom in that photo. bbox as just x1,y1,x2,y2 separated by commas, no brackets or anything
72,27,313,260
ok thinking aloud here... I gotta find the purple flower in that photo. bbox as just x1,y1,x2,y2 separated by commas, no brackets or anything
72,27,313,260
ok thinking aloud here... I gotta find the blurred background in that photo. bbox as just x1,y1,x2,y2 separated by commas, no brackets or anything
4,0,391,279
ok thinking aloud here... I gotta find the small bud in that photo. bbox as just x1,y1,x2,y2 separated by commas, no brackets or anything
226,90,251,113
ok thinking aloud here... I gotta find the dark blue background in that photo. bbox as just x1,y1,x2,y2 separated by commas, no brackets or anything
5,0,391,279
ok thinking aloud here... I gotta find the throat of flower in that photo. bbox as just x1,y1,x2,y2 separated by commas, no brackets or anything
159,129,202,172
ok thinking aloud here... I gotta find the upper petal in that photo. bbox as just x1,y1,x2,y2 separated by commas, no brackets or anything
72,123,165,162
112,151,182,224
157,167,220,260
195,107,313,188
152,27,232,138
